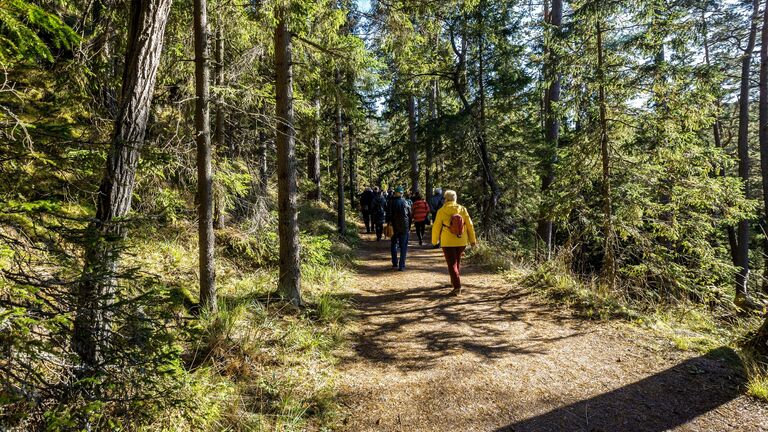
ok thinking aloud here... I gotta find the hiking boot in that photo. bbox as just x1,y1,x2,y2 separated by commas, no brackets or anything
449,288,461,296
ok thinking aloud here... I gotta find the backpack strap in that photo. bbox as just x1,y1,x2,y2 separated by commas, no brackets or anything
442,207,464,229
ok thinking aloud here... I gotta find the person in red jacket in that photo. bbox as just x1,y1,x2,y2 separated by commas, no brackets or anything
411,192,431,246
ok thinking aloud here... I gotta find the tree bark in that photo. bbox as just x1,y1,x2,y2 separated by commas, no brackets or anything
308,97,321,200
194,0,216,310
450,10,500,230
335,82,346,234
736,0,760,300
73,0,173,368
274,11,302,306
213,14,225,229
759,0,768,295
407,94,419,193
426,79,437,199
475,3,500,230
214,17,225,152
596,19,615,289
536,0,562,259
349,121,357,209
702,9,739,266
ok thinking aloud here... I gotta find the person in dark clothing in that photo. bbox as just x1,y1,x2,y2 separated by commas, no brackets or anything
370,187,387,241
386,187,397,211
359,187,375,233
428,188,444,222
386,186,412,271
428,188,444,248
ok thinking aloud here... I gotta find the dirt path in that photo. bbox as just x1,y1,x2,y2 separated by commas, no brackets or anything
337,233,768,431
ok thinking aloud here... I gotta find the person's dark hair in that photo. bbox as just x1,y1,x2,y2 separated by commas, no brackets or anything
414,192,422,201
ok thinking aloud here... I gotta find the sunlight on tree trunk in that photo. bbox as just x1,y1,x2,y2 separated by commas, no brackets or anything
274,8,302,306
194,0,216,311
74,0,173,369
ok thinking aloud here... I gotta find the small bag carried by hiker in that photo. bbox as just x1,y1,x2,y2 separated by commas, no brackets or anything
446,210,465,238
384,224,394,238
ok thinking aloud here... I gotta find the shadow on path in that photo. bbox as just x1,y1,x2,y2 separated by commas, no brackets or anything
341,231,765,431
495,347,745,432
347,233,582,370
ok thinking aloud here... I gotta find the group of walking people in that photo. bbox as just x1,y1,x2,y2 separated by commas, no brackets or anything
359,187,477,296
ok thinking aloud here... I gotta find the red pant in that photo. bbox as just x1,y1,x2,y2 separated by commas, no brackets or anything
442,246,466,290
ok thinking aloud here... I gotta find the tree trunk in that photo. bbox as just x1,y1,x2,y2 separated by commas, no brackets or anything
73,0,173,368
214,17,225,151
308,97,321,201
760,0,768,295
596,19,615,289
450,10,499,230
213,15,225,229
426,79,437,199
349,121,357,209
536,0,562,259
475,3,500,231
407,94,419,193
194,0,216,311
274,11,302,306
702,9,739,266
737,0,760,300
335,85,346,234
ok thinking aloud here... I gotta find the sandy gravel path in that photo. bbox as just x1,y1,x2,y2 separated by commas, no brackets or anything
337,233,768,431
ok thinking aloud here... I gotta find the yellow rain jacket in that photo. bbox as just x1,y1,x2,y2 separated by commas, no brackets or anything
431,201,477,247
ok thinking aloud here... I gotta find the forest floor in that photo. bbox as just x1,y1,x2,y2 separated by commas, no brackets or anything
337,231,768,432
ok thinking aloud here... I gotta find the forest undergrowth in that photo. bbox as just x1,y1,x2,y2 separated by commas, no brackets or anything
468,241,768,403
1,197,356,431
130,201,355,431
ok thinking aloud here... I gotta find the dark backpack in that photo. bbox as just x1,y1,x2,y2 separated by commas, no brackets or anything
446,210,465,238
390,198,411,234
372,196,386,217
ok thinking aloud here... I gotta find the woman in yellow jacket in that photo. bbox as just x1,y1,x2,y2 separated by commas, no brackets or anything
431,190,477,296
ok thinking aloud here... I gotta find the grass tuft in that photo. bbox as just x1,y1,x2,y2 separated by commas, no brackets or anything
748,374,768,401
516,259,638,321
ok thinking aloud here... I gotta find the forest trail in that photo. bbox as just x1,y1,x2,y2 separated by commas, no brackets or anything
337,232,768,432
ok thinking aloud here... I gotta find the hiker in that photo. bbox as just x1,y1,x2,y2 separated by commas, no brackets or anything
360,187,375,234
428,188,444,247
411,192,430,246
371,187,387,241
386,186,412,271
386,186,398,211
404,191,413,208
432,190,476,295
428,188,444,226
